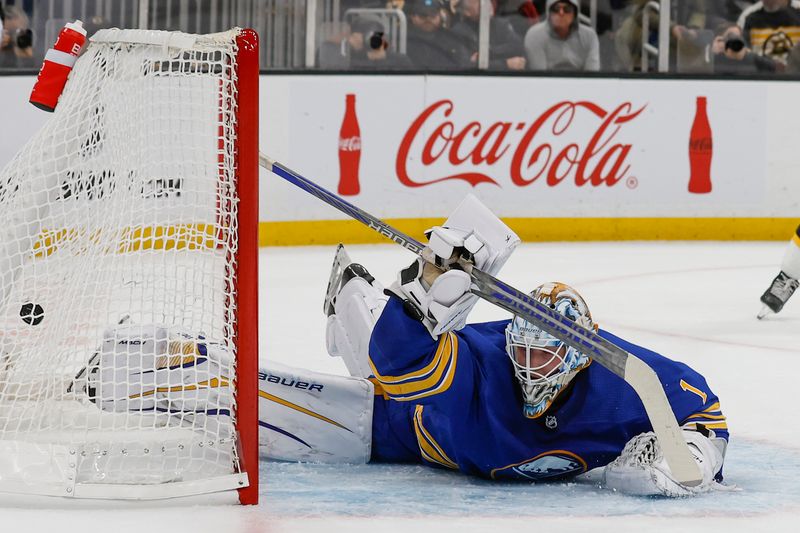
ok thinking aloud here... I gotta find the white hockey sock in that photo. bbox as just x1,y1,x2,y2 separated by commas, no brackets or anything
780,226,800,280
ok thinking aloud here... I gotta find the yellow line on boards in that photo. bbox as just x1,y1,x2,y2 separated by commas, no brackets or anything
259,218,799,247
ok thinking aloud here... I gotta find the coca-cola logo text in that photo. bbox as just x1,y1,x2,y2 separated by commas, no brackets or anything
396,100,646,188
689,138,712,151
339,136,362,151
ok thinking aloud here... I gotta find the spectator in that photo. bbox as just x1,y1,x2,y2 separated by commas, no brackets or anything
738,0,800,65
348,16,414,69
524,0,600,71
0,5,35,69
614,0,734,73
713,21,777,74
613,0,664,71
404,0,472,69
495,0,540,39
785,35,800,70
316,21,351,69
450,0,527,70
671,1,722,73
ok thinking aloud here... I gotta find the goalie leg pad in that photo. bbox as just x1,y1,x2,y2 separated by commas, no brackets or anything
87,324,233,415
326,273,387,378
259,360,373,464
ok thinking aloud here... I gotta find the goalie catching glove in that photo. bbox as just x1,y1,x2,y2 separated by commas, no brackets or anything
597,429,728,497
390,194,520,337
70,324,232,416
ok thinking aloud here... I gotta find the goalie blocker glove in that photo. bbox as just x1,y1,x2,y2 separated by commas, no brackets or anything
390,194,519,337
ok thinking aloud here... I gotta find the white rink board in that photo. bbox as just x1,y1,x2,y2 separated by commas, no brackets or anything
2,74,799,222
260,75,796,221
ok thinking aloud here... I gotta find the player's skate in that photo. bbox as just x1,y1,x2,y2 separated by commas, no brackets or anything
324,243,354,316
324,244,387,378
758,271,799,319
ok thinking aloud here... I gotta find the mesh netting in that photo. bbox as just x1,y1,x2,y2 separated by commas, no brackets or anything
0,28,248,498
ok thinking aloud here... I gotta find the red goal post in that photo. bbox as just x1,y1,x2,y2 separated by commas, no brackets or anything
235,28,260,506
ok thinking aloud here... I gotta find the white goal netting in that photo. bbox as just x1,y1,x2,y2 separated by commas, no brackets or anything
0,28,254,499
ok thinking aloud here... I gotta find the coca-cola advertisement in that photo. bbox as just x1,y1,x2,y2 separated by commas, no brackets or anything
281,76,765,221
395,98,644,190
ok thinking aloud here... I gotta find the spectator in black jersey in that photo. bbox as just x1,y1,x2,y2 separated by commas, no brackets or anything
737,0,800,66
404,0,472,69
450,0,527,70
712,21,777,74
347,15,414,70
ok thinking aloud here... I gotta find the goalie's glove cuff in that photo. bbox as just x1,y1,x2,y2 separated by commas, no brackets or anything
601,429,726,497
390,257,476,337
389,195,520,337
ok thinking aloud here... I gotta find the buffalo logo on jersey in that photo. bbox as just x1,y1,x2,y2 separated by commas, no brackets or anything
491,450,587,481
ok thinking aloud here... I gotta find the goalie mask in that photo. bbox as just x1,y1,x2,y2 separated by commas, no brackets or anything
505,282,595,419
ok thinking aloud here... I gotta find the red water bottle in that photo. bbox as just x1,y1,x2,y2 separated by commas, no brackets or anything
688,96,713,194
30,20,87,112
338,94,361,196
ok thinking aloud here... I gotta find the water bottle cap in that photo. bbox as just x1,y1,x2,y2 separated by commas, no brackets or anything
66,20,88,36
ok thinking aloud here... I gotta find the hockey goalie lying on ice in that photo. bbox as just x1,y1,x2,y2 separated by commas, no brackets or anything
76,195,731,497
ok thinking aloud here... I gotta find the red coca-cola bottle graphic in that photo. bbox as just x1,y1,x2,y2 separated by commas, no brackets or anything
338,94,362,196
688,96,713,194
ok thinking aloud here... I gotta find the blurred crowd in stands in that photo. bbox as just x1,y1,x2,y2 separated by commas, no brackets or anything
4,1,800,74
318,0,800,74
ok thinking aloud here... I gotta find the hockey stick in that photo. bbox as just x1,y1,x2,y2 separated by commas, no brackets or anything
259,153,702,487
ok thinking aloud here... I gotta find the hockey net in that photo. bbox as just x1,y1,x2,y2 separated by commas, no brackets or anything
0,28,259,502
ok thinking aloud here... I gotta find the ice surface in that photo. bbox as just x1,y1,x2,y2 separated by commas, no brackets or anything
1,241,798,532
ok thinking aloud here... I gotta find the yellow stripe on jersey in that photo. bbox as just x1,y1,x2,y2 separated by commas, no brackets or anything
413,405,458,469
369,332,458,401
686,412,727,421
368,377,388,399
703,402,720,413
748,27,800,50
749,27,800,39
371,332,453,384
684,421,728,431
679,379,708,404
792,233,800,248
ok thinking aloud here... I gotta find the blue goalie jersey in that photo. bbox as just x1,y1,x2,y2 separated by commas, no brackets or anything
368,296,728,482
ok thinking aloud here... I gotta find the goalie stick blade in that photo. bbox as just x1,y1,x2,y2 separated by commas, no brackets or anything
259,152,703,487
323,244,353,316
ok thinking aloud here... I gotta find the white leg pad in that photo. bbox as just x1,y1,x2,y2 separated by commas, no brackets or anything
258,361,373,463
326,277,388,378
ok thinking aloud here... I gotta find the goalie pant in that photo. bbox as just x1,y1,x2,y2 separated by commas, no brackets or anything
259,294,729,483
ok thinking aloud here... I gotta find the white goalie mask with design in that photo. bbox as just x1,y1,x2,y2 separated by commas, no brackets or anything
504,282,595,419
